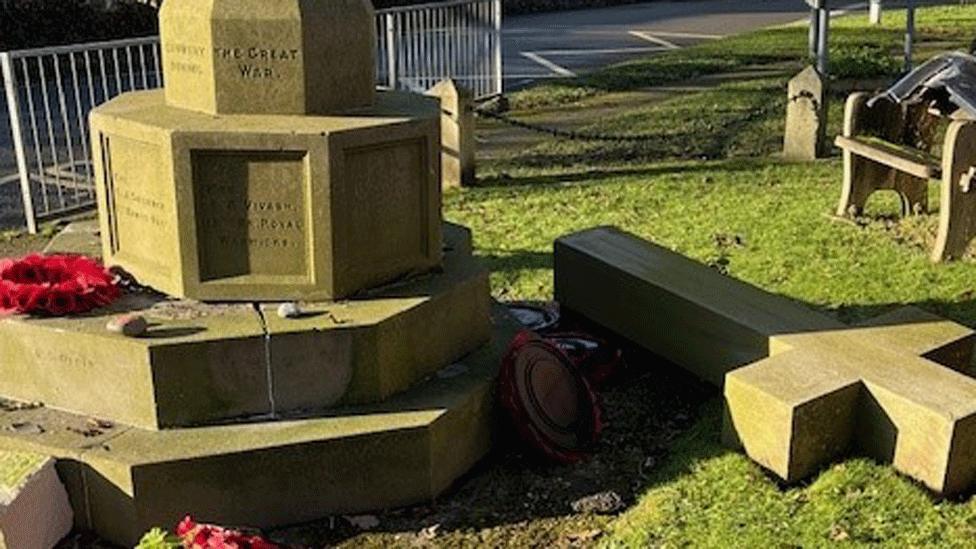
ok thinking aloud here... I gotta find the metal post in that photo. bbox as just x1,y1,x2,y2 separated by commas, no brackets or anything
817,8,830,77
385,13,398,89
809,9,820,59
905,0,915,72
492,0,502,96
1,53,38,234
869,0,882,25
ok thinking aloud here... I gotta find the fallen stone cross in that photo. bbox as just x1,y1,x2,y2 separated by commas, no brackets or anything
555,227,976,494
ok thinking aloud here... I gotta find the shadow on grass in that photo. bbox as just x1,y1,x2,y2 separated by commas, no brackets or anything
476,158,771,189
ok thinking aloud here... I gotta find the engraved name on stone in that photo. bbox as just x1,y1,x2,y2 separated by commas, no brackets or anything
33,348,95,369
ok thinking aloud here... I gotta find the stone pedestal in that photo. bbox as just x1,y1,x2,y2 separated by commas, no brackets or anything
160,0,376,116
783,66,828,161
91,90,443,302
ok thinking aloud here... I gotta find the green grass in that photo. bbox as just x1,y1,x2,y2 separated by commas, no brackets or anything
603,402,976,548
443,4,976,546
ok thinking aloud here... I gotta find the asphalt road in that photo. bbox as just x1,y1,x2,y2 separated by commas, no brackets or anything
502,0,816,89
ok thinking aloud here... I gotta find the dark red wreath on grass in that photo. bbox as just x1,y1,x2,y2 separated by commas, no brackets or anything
0,254,119,316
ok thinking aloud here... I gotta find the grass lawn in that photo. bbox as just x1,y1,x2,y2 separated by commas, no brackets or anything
440,4,976,547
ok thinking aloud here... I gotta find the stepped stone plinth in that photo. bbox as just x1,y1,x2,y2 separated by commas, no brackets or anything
0,305,516,544
0,225,488,430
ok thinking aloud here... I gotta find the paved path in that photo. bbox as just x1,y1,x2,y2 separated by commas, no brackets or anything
503,0,816,89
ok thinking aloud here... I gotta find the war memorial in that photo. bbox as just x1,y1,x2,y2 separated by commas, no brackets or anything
2,1,976,546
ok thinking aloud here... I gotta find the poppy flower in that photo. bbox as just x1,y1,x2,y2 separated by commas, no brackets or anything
0,254,119,316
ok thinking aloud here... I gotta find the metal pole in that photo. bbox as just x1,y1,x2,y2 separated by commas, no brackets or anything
385,13,398,89
817,8,830,77
905,0,915,72
808,9,820,59
492,0,502,96
1,53,38,234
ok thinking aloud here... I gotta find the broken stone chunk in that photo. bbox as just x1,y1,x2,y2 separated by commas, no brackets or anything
106,314,148,337
0,451,73,549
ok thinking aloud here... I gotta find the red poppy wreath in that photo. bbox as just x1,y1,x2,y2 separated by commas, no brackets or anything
0,254,119,316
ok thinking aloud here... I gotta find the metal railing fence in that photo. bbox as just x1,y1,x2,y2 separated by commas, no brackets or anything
0,0,502,233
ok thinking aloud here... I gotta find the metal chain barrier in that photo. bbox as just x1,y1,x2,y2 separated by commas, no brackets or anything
475,100,780,144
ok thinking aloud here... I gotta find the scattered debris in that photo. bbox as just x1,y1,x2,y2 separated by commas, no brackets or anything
345,514,380,531
7,422,44,435
277,302,303,319
506,301,560,332
0,399,42,412
570,490,624,515
417,523,441,540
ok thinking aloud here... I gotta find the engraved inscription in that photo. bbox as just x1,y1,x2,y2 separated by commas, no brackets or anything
165,42,207,75
33,348,95,369
106,136,175,273
193,151,310,282
214,45,301,81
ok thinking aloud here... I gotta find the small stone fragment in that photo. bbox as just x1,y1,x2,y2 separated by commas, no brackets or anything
106,314,148,337
570,490,624,515
277,302,303,319
344,514,380,530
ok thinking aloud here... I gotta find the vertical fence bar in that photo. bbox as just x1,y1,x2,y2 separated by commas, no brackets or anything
385,13,397,89
69,53,94,190
21,58,49,214
39,57,66,206
1,53,38,233
53,53,81,202
493,0,503,96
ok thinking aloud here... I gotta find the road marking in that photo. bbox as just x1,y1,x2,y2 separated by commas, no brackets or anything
628,30,681,50
533,46,668,56
636,30,724,40
520,51,577,77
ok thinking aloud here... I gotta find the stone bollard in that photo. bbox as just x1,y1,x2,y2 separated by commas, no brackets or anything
783,66,828,161
429,79,476,188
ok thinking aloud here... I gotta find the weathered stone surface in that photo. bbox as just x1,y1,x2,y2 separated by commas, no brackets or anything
43,220,101,257
555,227,976,495
160,0,375,116
90,89,442,302
0,450,72,549
0,224,488,430
0,305,518,547
429,80,476,188
783,66,827,161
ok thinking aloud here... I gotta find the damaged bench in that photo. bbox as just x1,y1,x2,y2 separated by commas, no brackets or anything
835,52,976,262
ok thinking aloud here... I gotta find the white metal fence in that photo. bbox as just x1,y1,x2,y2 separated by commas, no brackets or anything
0,0,502,233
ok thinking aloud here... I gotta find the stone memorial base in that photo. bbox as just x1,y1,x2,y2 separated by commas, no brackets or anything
91,89,444,302
0,223,513,546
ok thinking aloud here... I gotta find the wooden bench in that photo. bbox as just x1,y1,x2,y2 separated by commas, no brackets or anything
835,92,976,261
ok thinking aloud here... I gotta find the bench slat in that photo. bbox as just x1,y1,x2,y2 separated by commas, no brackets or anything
835,135,942,179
